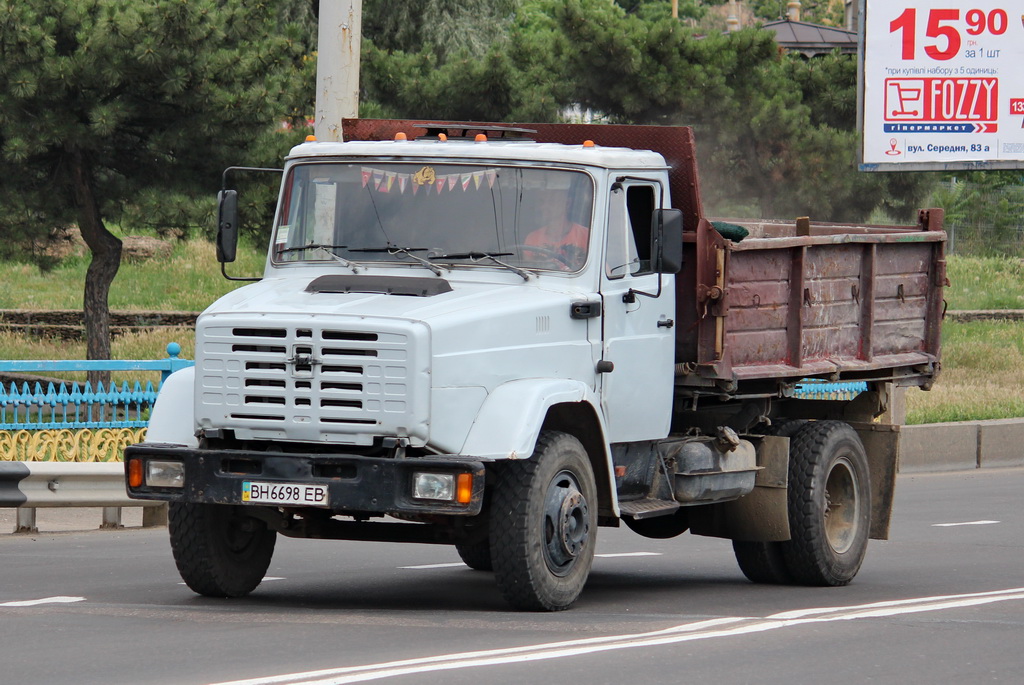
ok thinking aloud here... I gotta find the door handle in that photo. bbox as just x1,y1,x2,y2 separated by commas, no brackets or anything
657,319,675,329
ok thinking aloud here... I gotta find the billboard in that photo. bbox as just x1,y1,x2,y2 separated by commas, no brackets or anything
860,0,1024,171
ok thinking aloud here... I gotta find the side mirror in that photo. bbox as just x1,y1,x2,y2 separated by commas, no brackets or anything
651,208,683,274
216,189,239,263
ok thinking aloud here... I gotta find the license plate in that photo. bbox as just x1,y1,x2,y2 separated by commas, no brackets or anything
242,481,329,507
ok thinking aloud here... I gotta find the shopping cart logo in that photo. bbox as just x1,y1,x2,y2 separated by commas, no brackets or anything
884,78,998,123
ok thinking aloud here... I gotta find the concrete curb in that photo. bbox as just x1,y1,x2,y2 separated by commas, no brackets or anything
900,419,1024,472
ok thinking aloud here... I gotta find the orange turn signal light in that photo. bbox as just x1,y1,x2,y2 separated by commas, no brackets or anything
127,458,144,488
457,473,473,504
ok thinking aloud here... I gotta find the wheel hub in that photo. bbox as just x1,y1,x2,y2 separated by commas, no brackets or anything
543,472,590,575
824,457,859,554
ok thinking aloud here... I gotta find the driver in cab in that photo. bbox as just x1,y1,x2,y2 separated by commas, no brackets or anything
524,185,590,271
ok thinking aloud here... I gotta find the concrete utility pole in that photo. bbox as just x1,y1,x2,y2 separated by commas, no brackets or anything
315,0,362,142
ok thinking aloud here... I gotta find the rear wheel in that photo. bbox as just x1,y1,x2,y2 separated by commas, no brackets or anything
489,431,597,611
169,503,276,598
781,421,871,586
732,419,806,584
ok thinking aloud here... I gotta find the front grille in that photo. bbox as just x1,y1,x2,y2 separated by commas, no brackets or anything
197,318,429,446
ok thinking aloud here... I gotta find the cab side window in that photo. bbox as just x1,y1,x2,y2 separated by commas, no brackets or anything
605,184,656,279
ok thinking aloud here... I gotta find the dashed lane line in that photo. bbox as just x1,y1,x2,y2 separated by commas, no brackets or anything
0,596,86,607
933,520,1001,527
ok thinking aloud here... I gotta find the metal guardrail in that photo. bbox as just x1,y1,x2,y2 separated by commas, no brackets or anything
0,461,165,533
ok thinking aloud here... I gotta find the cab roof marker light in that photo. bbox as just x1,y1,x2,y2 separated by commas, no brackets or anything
438,133,448,142
583,140,596,148
474,133,487,142
394,132,408,141
305,134,317,142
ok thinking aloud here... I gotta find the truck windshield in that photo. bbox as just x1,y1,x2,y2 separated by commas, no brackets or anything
272,162,595,272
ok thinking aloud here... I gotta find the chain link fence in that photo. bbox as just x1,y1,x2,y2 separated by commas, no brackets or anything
935,181,1024,256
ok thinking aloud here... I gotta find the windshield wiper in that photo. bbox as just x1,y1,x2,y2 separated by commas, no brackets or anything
437,252,531,281
305,245,364,272
278,243,347,254
348,246,448,276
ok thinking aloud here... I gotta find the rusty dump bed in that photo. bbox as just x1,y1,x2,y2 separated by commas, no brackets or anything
343,120,946,391
676,212,945,390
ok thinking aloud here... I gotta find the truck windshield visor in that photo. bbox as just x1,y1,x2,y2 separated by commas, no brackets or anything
272,162,595,272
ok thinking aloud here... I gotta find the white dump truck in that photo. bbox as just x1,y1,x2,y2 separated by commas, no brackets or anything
126,120,946,611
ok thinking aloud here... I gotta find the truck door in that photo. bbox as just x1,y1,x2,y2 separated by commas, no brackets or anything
599,181,675,442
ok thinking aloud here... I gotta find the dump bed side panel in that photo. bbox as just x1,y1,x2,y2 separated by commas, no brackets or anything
679,212,946,387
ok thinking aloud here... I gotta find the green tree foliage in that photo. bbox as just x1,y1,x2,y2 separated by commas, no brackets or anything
614,0,727,22
0,0,307,372
362,0,518,59
932,172,1024,255
749,0,845,26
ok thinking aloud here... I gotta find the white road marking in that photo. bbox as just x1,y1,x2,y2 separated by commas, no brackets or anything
595,552,662,558
0,596,86,608
398,563,465,570
210,587,1024,685
932,520,1000,527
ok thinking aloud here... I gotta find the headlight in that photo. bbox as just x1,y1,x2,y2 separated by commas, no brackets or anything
146,460,185,488
412,472,455,501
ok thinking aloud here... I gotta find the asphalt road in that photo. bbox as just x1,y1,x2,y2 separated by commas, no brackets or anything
2,468,1022,685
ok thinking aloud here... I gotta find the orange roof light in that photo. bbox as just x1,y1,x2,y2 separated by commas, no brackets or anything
474,133,487,142
305,134,317,142
394,131,408,141
583,140,595,147
438,133,448,142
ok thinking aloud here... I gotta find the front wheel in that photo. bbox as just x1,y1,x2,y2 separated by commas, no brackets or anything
489,431,598,611
455,539,493,571
168,503,277,598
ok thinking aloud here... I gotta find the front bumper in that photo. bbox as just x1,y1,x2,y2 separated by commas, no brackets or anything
124,443,485,516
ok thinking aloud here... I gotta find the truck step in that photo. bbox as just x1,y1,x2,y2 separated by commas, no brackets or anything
618,498,681,520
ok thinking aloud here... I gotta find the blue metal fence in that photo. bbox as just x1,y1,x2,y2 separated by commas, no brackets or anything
0,343,193,430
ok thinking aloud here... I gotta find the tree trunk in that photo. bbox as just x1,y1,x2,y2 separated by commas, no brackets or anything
69,150,122,388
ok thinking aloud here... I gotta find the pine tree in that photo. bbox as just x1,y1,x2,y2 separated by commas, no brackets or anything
0,0,306,379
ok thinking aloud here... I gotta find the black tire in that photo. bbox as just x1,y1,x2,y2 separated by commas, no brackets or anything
168,503,277,598
732,419,808,584
455,540,493,571
624,509,690,539
489,431,598,611
780,421,871,586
